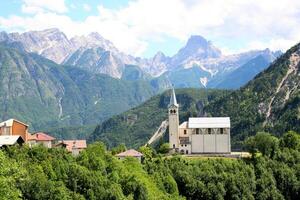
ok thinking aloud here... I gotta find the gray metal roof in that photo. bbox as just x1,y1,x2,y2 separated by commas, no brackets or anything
0,135,24,145
168,88,178,107
188,117,230,128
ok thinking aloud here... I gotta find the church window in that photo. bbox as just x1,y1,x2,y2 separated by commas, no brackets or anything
208,128,212,134
173,109,176,114
184,130,187,135
220,128,224,134
186,150,188,154
185,144,187,147
196,128,200,135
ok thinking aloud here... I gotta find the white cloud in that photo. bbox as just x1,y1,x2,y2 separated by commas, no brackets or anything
1,0,300,56
83,4,91,12
21,0,68,14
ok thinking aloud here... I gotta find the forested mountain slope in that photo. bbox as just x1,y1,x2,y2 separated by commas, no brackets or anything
205,42,300,145
0,45,157,131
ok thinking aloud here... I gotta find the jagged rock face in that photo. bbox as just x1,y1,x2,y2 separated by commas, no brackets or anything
170,35,222,67
1,28,74,63
0,28,282,88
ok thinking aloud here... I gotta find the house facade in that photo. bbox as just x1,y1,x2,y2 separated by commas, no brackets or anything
0,119,29,142
168,89,231,154
28,132,56,148
56,140,87,156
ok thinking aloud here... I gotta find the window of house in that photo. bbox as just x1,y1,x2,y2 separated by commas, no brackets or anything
196,128,200,135
208,128,212,134
184,130,187,135
220,128,224,134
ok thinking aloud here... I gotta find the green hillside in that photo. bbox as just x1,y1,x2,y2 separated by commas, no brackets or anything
89,89,230,148
205,43,300,146
0,45,157,133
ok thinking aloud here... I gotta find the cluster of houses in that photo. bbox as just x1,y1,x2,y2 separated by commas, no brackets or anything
0,118,144,160
0,119,87,156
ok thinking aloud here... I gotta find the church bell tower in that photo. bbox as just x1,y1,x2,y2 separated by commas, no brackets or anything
168,88,179,150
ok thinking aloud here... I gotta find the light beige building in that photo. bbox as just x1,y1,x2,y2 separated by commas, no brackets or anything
56,140,87,156
116,149,143,162
168,89,231,154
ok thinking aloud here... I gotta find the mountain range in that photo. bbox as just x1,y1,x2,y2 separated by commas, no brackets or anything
90,42,300,148
0,28,288,136
0,28,281,88
0,44,156,131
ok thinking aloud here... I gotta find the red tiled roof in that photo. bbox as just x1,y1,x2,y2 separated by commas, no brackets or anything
58,140,87,152
32,132,56,141
116,149,143,157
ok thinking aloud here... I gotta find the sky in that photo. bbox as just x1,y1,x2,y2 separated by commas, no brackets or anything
0,0,300,58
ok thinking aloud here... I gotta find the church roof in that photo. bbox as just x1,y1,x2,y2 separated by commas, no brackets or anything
179,122,188,128
188,117,230,128
168,88,178,107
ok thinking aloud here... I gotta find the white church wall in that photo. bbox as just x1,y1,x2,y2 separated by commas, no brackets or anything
191,134,204,153
203,135,216,153
216,134,230,153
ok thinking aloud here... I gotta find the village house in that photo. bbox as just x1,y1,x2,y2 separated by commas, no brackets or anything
0,119,29,142
56,140,87,156
116,149,143,162
28,132,56,148
168,89,231,154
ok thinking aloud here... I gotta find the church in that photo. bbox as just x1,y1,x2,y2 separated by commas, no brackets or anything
168,89,231,154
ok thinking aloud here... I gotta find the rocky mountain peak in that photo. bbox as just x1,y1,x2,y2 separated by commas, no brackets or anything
170,35,222,67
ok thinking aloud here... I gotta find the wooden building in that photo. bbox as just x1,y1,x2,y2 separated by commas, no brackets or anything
0,119,29,142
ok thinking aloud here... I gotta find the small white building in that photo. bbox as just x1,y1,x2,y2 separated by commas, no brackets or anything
168,89,231,154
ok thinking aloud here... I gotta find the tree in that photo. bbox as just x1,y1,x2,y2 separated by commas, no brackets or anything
244,132,279,157
279,131,300,150
158,143,170,154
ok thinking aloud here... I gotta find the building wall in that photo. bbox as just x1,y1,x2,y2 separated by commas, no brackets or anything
191,134,204,153
12,121,28,141
189,128,230,154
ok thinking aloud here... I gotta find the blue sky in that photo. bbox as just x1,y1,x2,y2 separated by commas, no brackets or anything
0,0,300,58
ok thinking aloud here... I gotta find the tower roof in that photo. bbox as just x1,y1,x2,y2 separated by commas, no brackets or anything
169,88,178,107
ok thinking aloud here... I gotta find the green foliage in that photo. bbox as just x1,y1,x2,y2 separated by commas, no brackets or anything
0,131,300,200
245,132,279,157
111,143,127,155
158,143,170,154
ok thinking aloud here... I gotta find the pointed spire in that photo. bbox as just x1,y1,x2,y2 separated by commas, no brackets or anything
169,88,178,107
